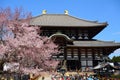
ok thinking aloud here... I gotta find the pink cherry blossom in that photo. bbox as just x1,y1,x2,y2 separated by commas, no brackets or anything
0,7,59,74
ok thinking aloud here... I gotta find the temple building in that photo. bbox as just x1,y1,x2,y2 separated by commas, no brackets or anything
30,10,120,71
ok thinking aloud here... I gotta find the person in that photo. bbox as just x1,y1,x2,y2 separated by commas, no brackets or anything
94,76,99,80
42,76,45,80
60,76,64,80
66,76,71,80
71,75,75,80
51,74,55,80
87,76,93,80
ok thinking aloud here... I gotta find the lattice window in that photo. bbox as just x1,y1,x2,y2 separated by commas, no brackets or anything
87,60,93,66
81,61,86,66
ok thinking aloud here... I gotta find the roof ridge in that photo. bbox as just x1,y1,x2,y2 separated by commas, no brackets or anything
32,14,65,17
30,14,108,27
32,14,108,25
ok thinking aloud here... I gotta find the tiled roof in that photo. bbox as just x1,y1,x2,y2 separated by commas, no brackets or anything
67,40,120,47
93,62,118,69
30,14,107,27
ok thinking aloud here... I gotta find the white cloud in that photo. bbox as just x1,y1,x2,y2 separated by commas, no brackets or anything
109,48,120,59
112,32,120,35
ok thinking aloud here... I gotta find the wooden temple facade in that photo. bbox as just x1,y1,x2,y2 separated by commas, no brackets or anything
30,11,120,71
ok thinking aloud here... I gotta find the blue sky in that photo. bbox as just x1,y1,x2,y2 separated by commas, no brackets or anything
0,0,120,58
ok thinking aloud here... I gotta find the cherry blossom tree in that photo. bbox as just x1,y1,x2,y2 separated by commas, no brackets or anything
0,7,59,74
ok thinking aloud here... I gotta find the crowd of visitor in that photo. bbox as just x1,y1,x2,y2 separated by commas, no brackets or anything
50,73,99,80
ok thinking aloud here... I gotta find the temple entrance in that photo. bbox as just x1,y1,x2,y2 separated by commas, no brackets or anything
67,60,80,71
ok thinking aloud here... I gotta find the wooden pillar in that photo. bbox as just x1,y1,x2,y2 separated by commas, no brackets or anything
71,48,74,58
85,48,88,67
102,48,106,56
64,47,67,60
78,48,81,70
92,48,95,67
92,48,95,60
78,48,81,61
98,48,101,57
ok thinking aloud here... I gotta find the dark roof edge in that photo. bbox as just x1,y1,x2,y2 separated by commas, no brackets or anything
74,39,120,44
